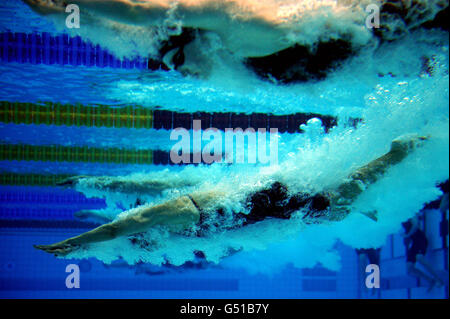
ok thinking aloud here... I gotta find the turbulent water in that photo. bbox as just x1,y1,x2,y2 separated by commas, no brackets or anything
0,0,448,274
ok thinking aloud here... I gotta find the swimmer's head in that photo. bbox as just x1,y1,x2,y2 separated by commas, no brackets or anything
310,193,331,212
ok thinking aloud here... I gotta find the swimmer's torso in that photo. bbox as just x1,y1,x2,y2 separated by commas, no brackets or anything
187,182,335,238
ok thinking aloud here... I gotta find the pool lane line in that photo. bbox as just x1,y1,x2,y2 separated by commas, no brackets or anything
0,144,154,164
0,101,348,133
0,148,217,186
0,144,226,169
0,219,100,230
0,173,72,187
0,32,147,69
0,187,106,206
0,101,154,129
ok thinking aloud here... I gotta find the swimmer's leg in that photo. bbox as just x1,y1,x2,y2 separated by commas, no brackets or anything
35,194,202,256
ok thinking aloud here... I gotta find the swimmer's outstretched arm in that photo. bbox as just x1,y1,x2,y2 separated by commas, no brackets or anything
57,175,198,194
35,190,223,256
329,134,428,220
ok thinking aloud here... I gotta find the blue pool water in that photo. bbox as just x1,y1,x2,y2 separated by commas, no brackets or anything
0,0,448,299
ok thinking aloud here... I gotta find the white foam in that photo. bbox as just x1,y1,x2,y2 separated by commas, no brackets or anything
58,26,449,275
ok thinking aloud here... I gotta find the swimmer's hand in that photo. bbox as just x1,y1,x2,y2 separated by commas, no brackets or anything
34,241,80,257
390,134,429,153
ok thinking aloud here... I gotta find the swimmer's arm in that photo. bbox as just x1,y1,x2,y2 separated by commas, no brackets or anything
334,135,427,203
328,146,409,208
328,135,427,220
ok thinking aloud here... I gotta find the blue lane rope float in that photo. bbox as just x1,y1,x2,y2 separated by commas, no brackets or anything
0,207,89,220
0,218,100,229
0,32,147,69
0,188,105,206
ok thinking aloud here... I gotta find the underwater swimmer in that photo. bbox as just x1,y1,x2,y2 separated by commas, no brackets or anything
23,0,293,58
35,134,428,256
23,0,449,81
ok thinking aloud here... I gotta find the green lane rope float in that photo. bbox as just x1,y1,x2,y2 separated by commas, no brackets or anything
0,101,154,129
0,144,154,164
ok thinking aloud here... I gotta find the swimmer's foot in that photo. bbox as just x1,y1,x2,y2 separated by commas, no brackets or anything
391,134,430,153
34,242,80,257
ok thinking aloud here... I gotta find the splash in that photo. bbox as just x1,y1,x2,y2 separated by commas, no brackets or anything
17,0,448,274
63,30,449,274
